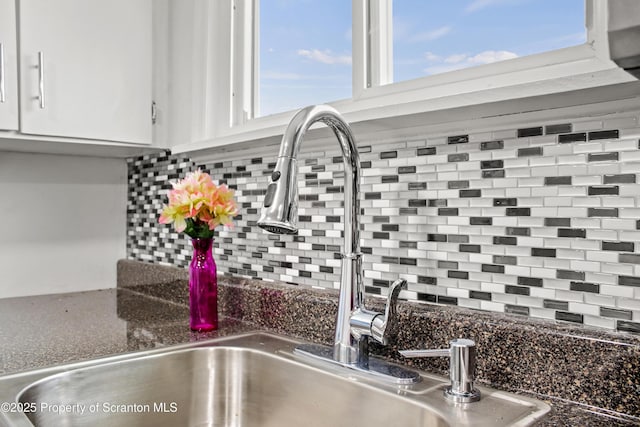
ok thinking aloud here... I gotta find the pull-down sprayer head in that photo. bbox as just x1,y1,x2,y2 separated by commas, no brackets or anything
257,155,299,234
258,104,359,236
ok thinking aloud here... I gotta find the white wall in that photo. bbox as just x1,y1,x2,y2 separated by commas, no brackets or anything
0,152,127,298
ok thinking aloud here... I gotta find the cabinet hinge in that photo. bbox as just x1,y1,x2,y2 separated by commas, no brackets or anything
151,101,157,125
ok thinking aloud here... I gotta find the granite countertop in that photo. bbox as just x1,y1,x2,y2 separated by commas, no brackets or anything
0,260,638,427
0,288,256,375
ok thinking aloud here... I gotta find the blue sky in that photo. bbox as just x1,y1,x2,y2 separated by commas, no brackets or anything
260,0,586,116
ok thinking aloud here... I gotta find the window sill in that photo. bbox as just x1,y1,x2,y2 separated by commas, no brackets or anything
174,59,637,157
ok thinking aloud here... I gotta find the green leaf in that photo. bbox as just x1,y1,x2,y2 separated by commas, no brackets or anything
184,218,214,239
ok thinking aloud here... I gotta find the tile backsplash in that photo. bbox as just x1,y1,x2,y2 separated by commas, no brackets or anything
127,109,640,334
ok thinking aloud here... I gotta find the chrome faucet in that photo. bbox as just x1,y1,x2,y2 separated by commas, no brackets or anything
258,105,420,384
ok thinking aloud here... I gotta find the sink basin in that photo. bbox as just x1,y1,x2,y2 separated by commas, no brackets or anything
0,332,549,427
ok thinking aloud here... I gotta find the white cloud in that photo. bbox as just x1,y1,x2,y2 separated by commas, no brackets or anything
444,53,468,64
467,50,518,64
297,49,352,65
424,52,441,62
409,26,452,42
424,50,518,75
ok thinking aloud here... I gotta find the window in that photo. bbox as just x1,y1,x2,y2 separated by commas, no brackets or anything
390,1,586,83
173,0,634,153
258,1,352,117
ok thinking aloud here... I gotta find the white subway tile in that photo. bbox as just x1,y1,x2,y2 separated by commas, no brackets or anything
531,165,558,176
572,218,601,229
586,229,618,240
557,207,588,217
530,287,556,299
619,208,640,218
585,293,616,307
558,186,587,196
602,219,637,230
529,307,556,320
570,260,600,272
600,284,635,298
604,139,638,152
492,217,518,226
587,163,621,175
603,197,635,207
544,279,569,290
494,179,521,189
492,129,517,139
544,144,574,156
517,296,543,307
458,299,482,310
619,231,640,240
583,315,616,330
492,293,518,304
518,237,545,247
617,297,640,311
559,164,588,175
448,288,470,298
585,272,617,285
480,301,506,312
529,156,556,166
406,139,427,148
619,184,640,196
481,282,505,293
505,158,529,168
556,290,584,302
558,154,587,165
544,259,571,270
586,251,618,263
530,267,556,278
602,262,634,275
573,175,602,186
469,132,494,142
531,187,559,197
492,149,517,160
573,120,603,131
531,207,559,216
545,197,574,207
572,142,603,153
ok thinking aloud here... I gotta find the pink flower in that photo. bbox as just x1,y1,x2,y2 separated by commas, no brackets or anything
158,170,238,237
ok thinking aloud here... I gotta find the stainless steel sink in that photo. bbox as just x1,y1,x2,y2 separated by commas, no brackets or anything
0,332,549,427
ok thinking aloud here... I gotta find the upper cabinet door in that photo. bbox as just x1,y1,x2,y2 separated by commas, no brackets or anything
18,0,152,144
0,0,19,131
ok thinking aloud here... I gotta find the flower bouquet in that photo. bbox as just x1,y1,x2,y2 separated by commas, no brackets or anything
159,170,238,331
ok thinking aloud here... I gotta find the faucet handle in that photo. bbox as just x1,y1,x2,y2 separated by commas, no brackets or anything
371,278,406,345
349,278,406,345
385,278,406,317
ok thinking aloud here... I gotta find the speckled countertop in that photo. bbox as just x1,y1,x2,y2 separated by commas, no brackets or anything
1,259,638,427
0,288,255,375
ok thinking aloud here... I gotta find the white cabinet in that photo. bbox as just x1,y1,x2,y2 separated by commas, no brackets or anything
0,0,19,131
6,0,152,145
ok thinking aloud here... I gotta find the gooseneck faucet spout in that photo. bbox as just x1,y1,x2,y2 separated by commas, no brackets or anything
258,105,420,384
257,104,364,364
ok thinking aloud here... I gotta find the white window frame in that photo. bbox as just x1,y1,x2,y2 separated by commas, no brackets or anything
174,0,635,154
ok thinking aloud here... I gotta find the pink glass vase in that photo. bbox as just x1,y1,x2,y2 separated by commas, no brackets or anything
189,238,218,331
